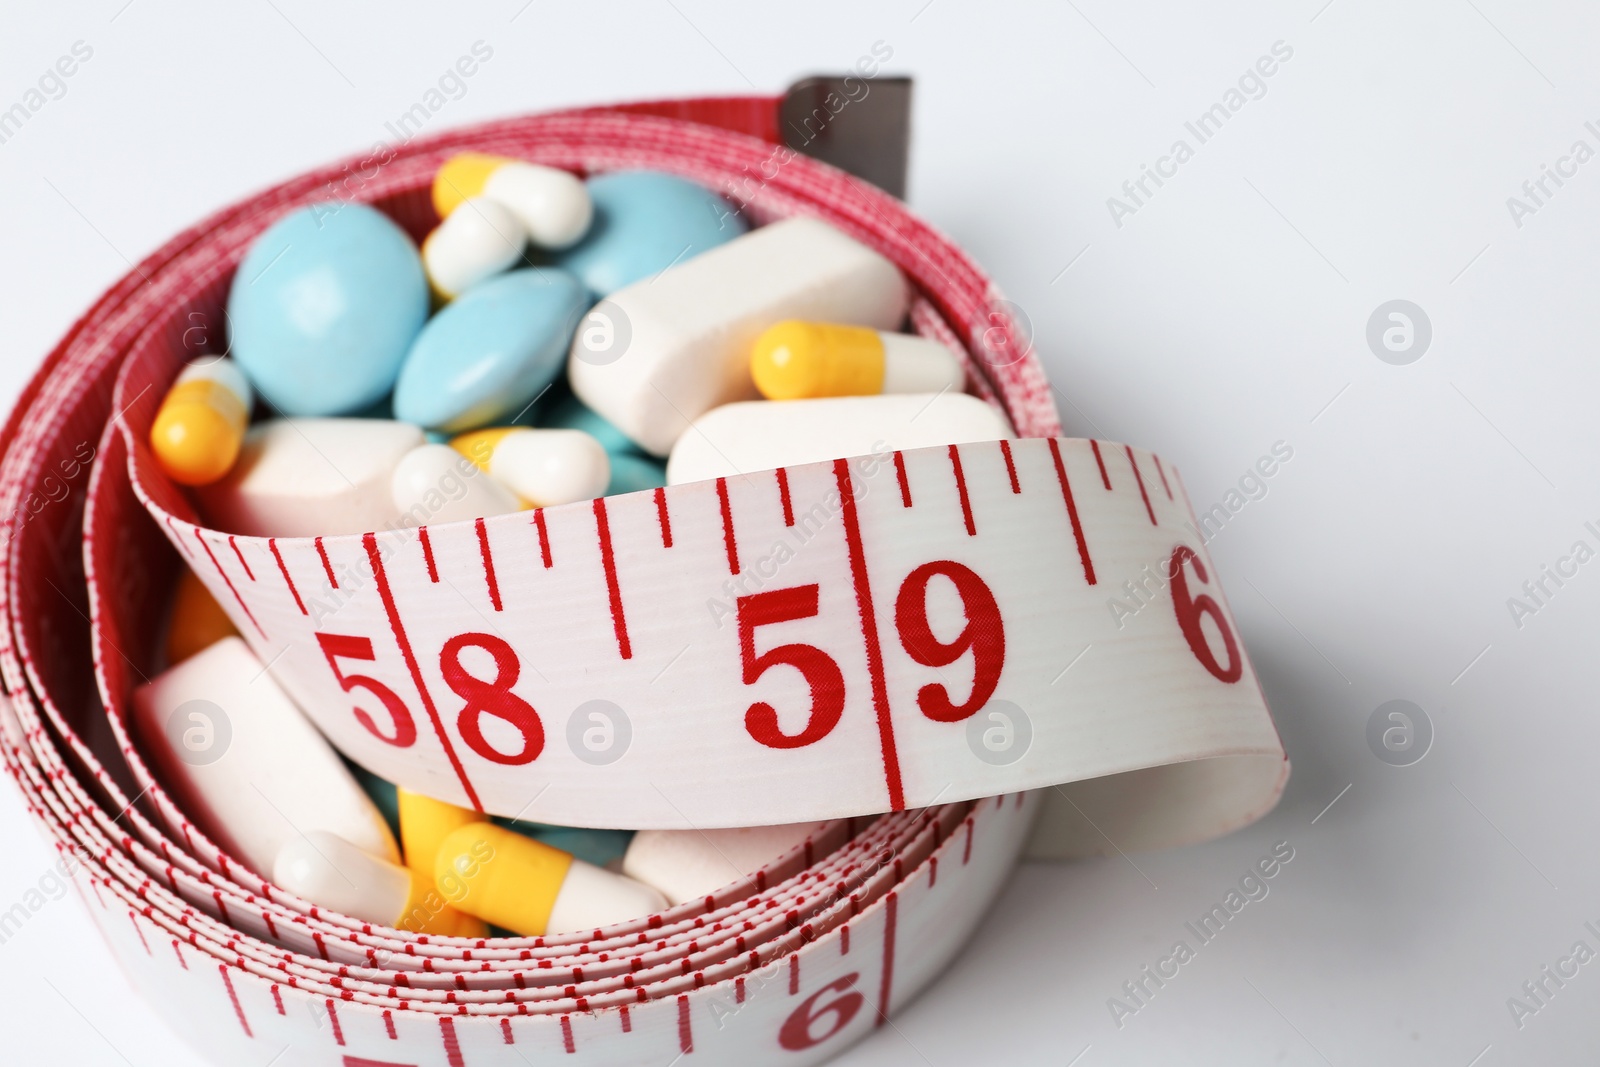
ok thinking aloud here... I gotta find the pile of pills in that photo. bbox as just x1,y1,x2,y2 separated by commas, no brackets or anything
140,154,1013,937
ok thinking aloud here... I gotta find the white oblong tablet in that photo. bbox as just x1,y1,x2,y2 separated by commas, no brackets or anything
568,217,911,456
131,637,399,878
489,428,610,506
483,162,593,250
422,197,527,299
197,418,423,538
623,822,824,906
391,443,521,527
665,392,1013,485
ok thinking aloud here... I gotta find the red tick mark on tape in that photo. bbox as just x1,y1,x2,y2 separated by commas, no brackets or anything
418,526,438,583
893,451,912,508
716,477,740,575
655,486,673,547
364,533,481,811
835,458,904,812
315,537,338,588
999,440,1020,494
776,467,794,527
1126,445,1156,525
268,538,306,615
476,518,502,611
592,499,631,660
193,529,265,639
949,445,975,536
1049,439,1096,585
1090,439,1111,490
227,536,253,580
532,509,552,568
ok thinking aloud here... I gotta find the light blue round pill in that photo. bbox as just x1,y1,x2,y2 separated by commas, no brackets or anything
606,453,667,497
553,170,745,296
227,203,427,416
393,268,589,433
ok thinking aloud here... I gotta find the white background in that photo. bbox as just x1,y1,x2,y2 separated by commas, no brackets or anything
2,0,1597,1063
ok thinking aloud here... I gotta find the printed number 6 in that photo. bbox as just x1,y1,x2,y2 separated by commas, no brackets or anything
737,585,846,749
778,973,865,1051
315,633,418,747
1169,545,1242,683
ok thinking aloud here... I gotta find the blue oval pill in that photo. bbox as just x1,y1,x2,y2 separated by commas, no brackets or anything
553,171,745,296
228,203,427,416
394,268,589,433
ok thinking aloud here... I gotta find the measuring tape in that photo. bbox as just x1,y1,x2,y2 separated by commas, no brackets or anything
0,97,1285,1067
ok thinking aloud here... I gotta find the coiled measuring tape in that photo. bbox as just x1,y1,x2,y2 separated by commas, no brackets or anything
0,98,1286,1067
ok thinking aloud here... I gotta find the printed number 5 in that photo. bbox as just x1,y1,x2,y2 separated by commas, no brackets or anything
737,585,846,749
315,633,418,747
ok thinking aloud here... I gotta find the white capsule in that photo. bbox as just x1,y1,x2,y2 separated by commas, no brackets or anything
390,443,521,527
451,427,610,506
483,163,593,250
568,217,910,456
666,392,1014,485
131,638,399,879
623,822,824,906
198,417,423,538
422,197,528,299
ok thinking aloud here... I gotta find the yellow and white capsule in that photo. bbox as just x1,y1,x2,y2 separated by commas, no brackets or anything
450,427,610,507
435,822,667,936
422,196,527,300
395,789,489,938
750,321,964,401
433,153,592,250
274,830,485,937
149,358,253,485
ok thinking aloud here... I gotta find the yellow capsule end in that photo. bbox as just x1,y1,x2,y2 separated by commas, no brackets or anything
435,823,573,937
433,153,509,220
750,321,886,400
449,427,523,472
150,380,248,485
396,869,490,938
398,788,487,877
165,568,239,666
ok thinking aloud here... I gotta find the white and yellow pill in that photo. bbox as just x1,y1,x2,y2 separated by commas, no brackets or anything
435,822,667,936
149,357,253,485
433,153,592,250
450,427,610,507
751,321,964,400
274,830,485,937
422,196,527,300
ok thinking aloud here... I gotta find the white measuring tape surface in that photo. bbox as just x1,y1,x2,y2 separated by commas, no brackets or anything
0,101,1287,1067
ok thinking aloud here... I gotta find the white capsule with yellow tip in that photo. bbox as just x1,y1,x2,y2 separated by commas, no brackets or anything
390,443,522,527
422,196,527,299
450,427,610,506
433,153,592,250
149,357,253,485
273,830,485,937
751,321,964,401
435,822,667,936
